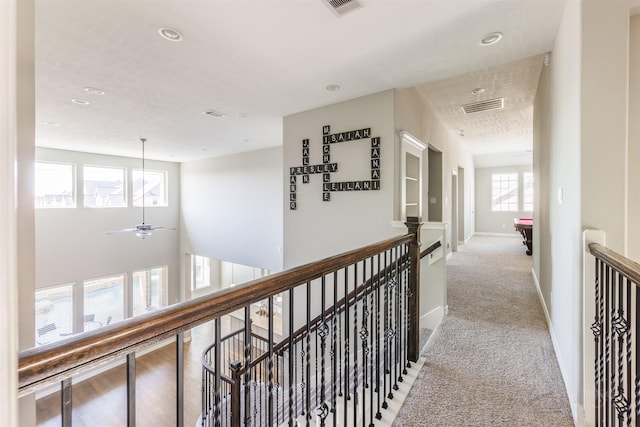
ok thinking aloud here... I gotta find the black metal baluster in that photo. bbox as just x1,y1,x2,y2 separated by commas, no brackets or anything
127,352,136,427
306,281,311,426
177,331,185,427
318,275,328,426
332,270,338,426
344,267,350,427
382,249,389,410
360,259,368,426
375,252,382,420
61,378,72,427
294,337,299,421
388,247,396,400
625,277,632,426
214,321,221,427
268,296,274,426
353,262,359,427
289,288,295,426
244,309,252,426
404,243,411,371
369,255,375,427
399,245,405,380
393,245,401,392
634,283,639,422
614,272,625,426
605,265,611,425
593,259,602,427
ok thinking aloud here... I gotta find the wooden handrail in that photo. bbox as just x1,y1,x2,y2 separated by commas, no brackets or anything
588,243,640,285
420,240,442,259
18,233,413,396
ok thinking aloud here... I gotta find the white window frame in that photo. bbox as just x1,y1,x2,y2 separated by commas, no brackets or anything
35,161,76,209
83,165,127,208
491,173,519,212
132,168,168,207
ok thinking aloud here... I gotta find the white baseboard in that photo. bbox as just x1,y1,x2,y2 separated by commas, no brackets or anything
473,232,520,238
531,268,579,425
420,306,444,330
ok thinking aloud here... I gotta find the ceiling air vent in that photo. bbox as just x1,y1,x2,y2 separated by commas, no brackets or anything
461,98,504,114
324,0,362,16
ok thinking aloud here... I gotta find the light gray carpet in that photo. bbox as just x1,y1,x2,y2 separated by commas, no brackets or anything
393,236,574,427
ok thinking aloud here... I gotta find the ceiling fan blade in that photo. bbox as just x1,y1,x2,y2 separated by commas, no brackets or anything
106,228,137,235
148,226,176,231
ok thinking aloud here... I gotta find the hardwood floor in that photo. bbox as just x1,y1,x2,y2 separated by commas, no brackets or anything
36,319,233,427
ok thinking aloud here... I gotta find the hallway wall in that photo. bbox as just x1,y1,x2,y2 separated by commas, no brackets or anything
395,87,475,251
533,0,631,421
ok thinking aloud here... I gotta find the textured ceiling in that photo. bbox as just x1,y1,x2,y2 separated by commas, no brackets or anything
415,54,545,157
34,0,568,163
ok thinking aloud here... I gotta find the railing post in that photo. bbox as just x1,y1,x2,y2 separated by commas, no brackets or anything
405,216,422,362
230,360,242,426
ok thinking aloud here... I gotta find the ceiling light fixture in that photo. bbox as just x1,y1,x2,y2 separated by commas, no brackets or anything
158,27,183,42
326,84,340,92
71,98,90,105
480,32,503,46
203,110,226,118
238,113,248,118
84,87,105,95
471,87,485,95
41,121,59,126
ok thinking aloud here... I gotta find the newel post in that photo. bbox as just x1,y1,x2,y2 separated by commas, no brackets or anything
230,361,242,426
405,216,423,362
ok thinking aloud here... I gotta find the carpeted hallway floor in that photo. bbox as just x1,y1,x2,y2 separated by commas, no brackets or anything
393,236,574,427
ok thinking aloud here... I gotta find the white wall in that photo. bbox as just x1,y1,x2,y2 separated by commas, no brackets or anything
283,90,399,269
533,0,632,421
395,87,475,251
475,165,532,235
180,147,283,274
35,148,182,304
1,0,19,424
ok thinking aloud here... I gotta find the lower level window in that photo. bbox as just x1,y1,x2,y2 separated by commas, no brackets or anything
83,275,125,331
35,284,74,345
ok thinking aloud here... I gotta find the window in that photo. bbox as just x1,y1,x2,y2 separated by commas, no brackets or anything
35,284,74,345
491,173,518,212
35,162,75,208
523,172,534,211
192,255,211,290
84,275,125,330
83,166,126,207
133,266,166,316
133,169,168,207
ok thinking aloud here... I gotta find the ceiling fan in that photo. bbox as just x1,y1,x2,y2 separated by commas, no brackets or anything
107,138,175,239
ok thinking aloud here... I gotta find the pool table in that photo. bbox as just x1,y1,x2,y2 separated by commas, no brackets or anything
514,218,533,256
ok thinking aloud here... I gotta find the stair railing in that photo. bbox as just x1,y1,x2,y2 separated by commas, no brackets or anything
587,243,640,426
200,218,438,426
19,218,425,426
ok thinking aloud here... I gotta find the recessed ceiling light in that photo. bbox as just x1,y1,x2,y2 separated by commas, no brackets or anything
238,113,248,118
471,87,485,95
201,148,208,151
242,139,251,143
203,110,226,118
480,32,503,46
84,87,104,95
158,27,183,42
41,121,59,126
71,98,90,105
326,84,340,92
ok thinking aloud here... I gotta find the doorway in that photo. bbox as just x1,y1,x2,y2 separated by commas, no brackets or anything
457,166,465,245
